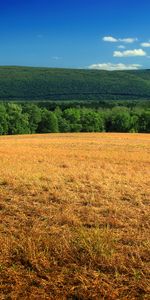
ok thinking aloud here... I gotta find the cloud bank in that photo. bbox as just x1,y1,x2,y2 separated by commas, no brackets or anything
103,36,117,42
103,36,138,43
141,42,150,47
88,63,141,71
113,49,146,57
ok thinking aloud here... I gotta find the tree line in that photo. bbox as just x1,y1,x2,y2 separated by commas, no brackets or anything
0,102,149,135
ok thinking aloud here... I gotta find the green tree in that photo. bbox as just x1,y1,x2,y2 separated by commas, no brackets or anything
63,108,82,132
138,110,150,133
105,107,131,132
130,115,139,132
38,109,59,133
23,103,41,133
0,104,8,135
7,103,30,134
81,109,104,132
54,106,70,132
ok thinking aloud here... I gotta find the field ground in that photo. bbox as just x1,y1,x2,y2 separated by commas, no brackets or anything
0,133,150,299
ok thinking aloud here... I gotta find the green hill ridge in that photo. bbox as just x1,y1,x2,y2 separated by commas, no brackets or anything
0,66,150,101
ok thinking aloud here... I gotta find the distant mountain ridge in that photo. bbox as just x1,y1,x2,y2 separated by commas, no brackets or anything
0,66,150,101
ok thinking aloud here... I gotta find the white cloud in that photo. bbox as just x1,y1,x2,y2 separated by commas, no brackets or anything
88,63,141,71
117,45,126,49
119,38,138,43
113,49,146,57
52,56,62,60
103,36,118,42
141,42,150,47
103,36,138,43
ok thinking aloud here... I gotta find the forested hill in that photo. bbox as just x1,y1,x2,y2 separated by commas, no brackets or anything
1,66,150,101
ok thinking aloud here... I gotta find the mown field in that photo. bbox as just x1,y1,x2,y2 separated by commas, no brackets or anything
0,133,150,299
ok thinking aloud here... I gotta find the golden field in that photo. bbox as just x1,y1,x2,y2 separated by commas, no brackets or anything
0,133,150,300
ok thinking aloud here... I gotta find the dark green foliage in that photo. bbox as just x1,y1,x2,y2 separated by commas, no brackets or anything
63,109,82,132
22,103,41,133
105,107,131,132
138,111,150,133
130,115,139,133
0,102,149,135
0,66,149,134
0,104,8,135
81,109,104,132
1,66,150,101
54,107,70,132
6,103,30,134
38,109,58,133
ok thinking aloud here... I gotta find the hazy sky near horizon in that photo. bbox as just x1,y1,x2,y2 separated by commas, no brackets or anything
1,0,150,70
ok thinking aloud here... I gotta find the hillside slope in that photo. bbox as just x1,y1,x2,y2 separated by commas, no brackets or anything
0,66,150,101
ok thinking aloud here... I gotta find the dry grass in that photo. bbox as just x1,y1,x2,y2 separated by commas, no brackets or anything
0,133,150,299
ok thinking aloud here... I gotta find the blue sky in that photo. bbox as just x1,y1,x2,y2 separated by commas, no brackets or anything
0,0,150,70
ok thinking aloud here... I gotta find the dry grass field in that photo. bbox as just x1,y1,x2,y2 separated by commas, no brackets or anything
0,133,150,300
